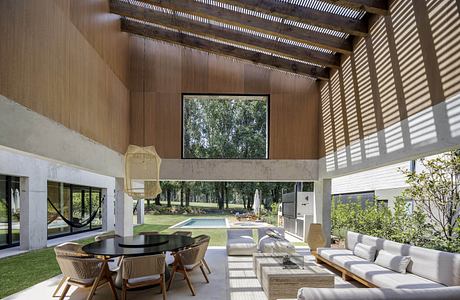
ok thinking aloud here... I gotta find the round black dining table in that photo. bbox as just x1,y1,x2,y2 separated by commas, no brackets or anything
82,234,195,288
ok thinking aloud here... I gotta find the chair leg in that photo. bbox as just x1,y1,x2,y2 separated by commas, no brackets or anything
86,266,104,300
52,276,68,297
183,270,196,296
167,266,177,291
107,273,118,300
121,280,127,300
59,284,71,300
203,259,211,274
199,265,209,283
161,275,167,300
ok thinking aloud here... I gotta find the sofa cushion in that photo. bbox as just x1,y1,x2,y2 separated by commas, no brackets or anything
226,236,257,256
348,259,444,289
354,243,377,262
297,287,460,300
257,227,285,242
375,250,411,274
317,248,353,262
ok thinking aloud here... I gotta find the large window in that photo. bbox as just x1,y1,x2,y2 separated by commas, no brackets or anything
0,175,20,249
182,94,269,159
47,182,102,238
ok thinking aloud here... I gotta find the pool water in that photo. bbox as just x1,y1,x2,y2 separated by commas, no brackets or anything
172,218,228,228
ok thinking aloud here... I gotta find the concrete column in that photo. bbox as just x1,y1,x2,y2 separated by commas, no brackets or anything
20,176,48,250
136,199,145,225
114,178,133,237
314,178,332,247
102,188,115,232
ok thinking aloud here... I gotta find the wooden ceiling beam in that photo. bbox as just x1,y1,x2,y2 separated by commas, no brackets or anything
110,0,340,68
321,0,389,16
218,0,368,36
121,19,330,80
134,0,353,54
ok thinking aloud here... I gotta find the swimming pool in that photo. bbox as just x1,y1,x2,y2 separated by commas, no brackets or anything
171,218,228,228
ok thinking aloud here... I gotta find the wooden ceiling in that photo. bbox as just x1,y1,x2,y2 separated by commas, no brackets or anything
110,0,388,80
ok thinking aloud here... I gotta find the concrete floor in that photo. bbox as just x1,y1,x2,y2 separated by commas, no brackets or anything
4,247,362,300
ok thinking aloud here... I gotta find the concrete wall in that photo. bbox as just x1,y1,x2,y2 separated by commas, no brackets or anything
0,145,117,250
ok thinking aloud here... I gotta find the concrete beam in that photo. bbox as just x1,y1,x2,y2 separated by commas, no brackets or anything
160,159,319,181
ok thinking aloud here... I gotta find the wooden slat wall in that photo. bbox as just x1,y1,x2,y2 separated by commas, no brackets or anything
318,0,460,159
129,37,320,159
0,0,130,153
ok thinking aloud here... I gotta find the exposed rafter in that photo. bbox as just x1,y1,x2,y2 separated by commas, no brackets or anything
121,18,330,80
110,0,340,68
134,0,353,54
217,0,368,36
321,0,388,15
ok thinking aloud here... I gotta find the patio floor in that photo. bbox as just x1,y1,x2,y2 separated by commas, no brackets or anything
4,247,362,300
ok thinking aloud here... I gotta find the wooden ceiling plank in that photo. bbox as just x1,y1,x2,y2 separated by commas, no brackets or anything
321,0,388,16
217,0,368,36
121,19,330,80
110,0,340,68
133,0,353,54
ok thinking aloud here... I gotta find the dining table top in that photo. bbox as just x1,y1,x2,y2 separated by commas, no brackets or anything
82,234,195,257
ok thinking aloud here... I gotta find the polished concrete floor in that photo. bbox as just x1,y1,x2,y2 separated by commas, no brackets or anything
4,247,361,300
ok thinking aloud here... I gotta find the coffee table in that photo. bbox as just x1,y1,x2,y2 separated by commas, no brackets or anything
252,253,334,300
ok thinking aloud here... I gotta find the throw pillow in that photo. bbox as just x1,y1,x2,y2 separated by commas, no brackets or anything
374,250,411,274
353,243,377,262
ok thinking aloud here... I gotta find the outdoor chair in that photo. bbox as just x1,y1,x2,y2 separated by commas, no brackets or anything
191,235,212,274
167,240,210,296
171,231,192,237
94,233,121,241
53,242,94,298
55,255,117,300
139,231,160,236
121,254,167,300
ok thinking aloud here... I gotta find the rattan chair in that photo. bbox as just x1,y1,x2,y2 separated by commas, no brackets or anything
121,254,167,300
167,240,210,296
94,233,121,242
171,231,192,237
53,242,94,298
138,231,160,236
55,255,117,300
191,235,211,274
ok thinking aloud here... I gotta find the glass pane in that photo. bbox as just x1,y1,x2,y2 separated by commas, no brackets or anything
91,189,102,228
0,175,7,246
72,187,90,232
47,182,71,237
10,177,20,243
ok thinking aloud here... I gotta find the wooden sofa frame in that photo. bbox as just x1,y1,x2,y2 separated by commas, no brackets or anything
313,252,377,288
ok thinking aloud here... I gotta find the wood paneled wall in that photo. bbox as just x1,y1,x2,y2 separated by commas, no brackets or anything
0,0,130,153
319,0,460,159
129,37,320,159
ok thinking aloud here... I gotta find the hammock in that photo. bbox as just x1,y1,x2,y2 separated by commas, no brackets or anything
47,197,102,228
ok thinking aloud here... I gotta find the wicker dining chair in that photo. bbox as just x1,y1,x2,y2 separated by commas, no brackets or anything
94,233,121,241
138,231,160,236
171,231,192,237
55,255,117,300
53,243,94,298
191,235,211,274
121,254,167,300
167,240,210,296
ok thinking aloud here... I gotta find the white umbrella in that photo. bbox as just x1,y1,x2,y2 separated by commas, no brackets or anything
253,189,260,216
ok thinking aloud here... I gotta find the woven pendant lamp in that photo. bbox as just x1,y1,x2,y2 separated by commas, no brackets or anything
124,145,162,200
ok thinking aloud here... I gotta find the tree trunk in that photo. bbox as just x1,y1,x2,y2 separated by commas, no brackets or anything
242,195,247,209
146,199,151,209
225,183,229,209
155,194,161,206
166,189,171,207
185,187,190,207
180,183,184,207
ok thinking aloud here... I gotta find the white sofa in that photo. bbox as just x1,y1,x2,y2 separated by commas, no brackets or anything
257,227,295,254
316,231,460,290
297,286,460,300
226,229,257,256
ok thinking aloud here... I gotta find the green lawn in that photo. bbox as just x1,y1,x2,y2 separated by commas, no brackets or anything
0,214,232,298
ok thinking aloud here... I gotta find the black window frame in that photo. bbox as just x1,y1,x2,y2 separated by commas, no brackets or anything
181,93,270,160
0,175,20,250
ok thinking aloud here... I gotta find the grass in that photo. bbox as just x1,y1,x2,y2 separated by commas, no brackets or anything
0,213,233,298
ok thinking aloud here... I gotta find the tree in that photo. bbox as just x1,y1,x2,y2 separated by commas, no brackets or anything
401,151,460,247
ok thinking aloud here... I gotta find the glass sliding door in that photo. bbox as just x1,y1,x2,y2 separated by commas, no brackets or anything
0,175,21,249
47,181,102,238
